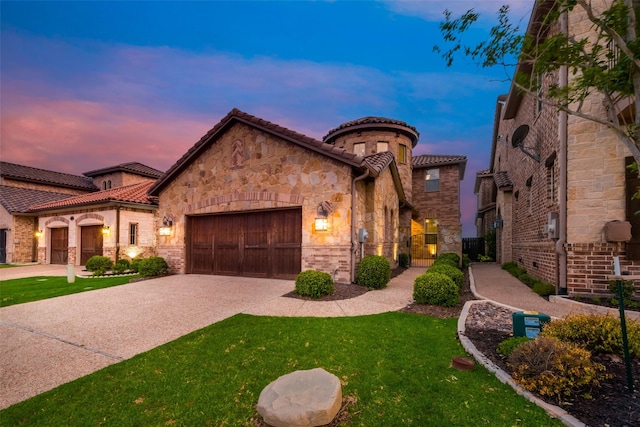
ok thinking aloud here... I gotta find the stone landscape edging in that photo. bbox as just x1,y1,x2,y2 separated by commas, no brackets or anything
457,300,587,427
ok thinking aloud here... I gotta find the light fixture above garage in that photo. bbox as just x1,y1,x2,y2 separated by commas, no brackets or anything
34,230,43,238
101,225,110,235
315,201,332,232
159,216,173,236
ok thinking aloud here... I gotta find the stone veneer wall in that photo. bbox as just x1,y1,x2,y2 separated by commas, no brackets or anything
157,122,356,282
13,215,37,263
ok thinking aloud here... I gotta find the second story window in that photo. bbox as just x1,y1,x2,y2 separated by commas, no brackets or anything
425,168,440,192
377,141,389,153
398,144,407,163
354,143,365,156
129,223,138,245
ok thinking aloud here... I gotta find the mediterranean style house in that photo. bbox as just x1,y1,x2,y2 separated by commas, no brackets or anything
148,108,466,282
475,0,640,296
0,161,161,265
2,109,466,283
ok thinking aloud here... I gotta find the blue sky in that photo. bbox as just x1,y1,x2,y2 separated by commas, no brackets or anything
0,0,533,236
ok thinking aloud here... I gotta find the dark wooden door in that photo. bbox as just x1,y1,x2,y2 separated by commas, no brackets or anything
187,209,301,279
50,228,69,264
0,229,6,263
81,225,103,265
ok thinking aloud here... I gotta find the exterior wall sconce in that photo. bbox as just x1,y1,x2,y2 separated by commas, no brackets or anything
159,216,173,236
34,230,43,238
493,218,504,229
315,201,332,232
101,225,110,235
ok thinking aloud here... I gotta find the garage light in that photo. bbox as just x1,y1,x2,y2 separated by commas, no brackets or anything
315,201,332,232
101,225,110,235
159,216,173,236
34,230,43,238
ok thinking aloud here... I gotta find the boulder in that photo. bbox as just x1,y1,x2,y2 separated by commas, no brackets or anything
256,368,342,427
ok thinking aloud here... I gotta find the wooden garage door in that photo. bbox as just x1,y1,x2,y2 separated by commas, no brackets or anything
187,209,301,279
50,228,69,264
80,225,103,265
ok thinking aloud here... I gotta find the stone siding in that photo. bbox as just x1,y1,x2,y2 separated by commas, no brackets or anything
13,215,37,263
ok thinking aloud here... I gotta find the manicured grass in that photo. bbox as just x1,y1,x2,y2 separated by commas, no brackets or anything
0,264,19,268
0,313,562,426
0,275,137,307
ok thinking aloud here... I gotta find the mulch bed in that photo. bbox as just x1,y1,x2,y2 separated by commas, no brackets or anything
281,267,640,426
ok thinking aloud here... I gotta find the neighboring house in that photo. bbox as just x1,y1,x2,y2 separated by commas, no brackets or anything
477,0,639,295
0,161,162,266
149,108,466,282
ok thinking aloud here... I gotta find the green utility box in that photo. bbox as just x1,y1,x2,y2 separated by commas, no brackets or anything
512,311,551,338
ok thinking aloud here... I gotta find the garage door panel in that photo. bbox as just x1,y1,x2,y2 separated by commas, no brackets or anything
188,208,301,279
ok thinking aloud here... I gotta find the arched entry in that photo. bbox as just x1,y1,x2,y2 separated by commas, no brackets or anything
411,218,438,267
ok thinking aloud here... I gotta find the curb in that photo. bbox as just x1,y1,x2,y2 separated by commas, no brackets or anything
462,269,587,426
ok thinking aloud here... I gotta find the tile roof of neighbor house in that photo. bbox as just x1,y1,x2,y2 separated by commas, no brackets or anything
28,181,158,212
0,186,74,214
323,116,420,147
494,171,514,189
83,162,164,178
0,161,98,191
148,108,366,196
412,154,467,180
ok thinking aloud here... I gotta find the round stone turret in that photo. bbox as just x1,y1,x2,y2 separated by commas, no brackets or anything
323,116,418,202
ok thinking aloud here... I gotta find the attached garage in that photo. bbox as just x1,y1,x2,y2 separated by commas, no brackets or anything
187,208,301,279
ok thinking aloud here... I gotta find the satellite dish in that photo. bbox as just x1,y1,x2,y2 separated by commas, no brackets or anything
511,125,529,148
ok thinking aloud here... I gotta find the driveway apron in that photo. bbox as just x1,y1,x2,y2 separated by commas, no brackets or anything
0,275,293,409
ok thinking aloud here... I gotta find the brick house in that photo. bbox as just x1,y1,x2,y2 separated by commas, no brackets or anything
148,108,466,281
0,161,161,266
477,0,640,295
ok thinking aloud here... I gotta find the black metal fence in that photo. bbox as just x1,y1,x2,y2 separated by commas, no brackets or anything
410,234,437,268
463,237,485,262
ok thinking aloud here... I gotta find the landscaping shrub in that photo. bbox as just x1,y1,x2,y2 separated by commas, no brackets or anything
501,261,518,272
435,252,460,267
508,337,609,400
138,256,169,277
427,263,463,288
357,255,391,289
413,272,459,307
541,313,640,358
130,258,143,273
294,270,334,299
398,253,411,268
85,255,113,276
462,253,471,269
608,279,636,305
532,281,556,297
517,273,537,287
497,336,531,357
112,259,131,274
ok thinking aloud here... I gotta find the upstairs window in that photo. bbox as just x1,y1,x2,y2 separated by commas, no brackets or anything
377,141,389,153
354,143,365,156
398,144,407,163
425,168,440,192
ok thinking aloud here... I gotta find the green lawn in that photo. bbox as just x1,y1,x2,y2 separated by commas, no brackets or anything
0,313,562,426
0,275,137,307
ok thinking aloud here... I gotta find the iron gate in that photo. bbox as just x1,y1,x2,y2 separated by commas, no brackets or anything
410,234,437,268
462,237,485,262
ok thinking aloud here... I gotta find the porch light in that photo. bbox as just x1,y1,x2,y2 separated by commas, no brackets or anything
315,202,331,232
159,216,173,236
34,230,43,238
101,225,110,235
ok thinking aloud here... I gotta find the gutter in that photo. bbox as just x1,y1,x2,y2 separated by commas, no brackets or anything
350,169,370,283
555,10,569,295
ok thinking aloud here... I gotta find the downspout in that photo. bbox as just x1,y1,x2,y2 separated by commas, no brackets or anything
351,169,370,283
115,204,121,262
555,10,568,295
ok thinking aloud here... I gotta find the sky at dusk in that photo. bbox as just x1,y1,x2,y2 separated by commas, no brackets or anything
0,0,533,236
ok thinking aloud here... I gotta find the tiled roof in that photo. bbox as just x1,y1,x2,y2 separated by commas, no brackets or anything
476,168,491,176
0,186,73,214
363,151,395,177
412,154,467,168
83,162,164,179
29,181,158,212
0,161,98,191
323,116,420,147
494,171,513,189
149,108,364,196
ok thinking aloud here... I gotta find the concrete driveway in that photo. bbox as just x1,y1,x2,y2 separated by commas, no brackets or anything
0,273,294,409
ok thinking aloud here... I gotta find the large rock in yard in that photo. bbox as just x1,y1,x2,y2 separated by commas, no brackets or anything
256,368,342,427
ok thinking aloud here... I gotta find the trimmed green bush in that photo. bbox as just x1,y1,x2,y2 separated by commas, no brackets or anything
295,270,334,299
413,272,459,307
85,256,113,276
112,259,130,274
518,273,537,287
130,258,143,273
357,255,391,289
427,263,464,288
608,279,636,305
398,253,411,268
501,262,518,272
138,257,169,277
532,281,556,297
436,252,460,267
462,254,471,269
